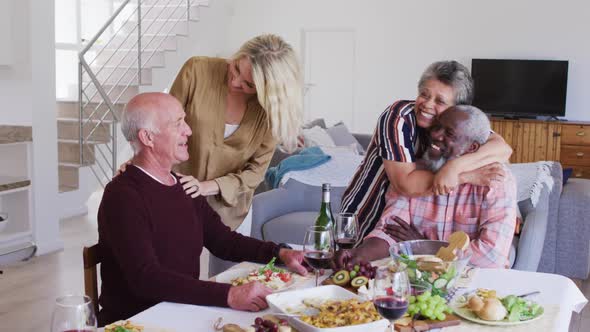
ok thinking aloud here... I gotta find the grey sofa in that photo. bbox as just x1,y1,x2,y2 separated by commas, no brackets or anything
251,161,590,279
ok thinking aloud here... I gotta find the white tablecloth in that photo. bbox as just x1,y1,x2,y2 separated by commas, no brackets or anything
129,264,587,332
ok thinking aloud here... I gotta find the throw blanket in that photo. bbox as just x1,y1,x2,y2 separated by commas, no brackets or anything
279,146,364,188
508,161,556,206
265,146,331,188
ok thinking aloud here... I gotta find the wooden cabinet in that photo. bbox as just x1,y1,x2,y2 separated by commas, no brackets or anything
560,124,590,179
490,118,590,179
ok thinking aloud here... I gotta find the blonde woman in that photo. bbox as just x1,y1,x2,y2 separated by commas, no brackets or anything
168,34,303,237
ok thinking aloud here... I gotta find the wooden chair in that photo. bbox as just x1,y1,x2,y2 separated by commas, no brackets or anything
83,244,102,314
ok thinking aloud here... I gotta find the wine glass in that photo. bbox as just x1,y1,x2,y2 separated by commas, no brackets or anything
51,295,97,332
334,213,358,250
373,266,410,332
303,225,334,286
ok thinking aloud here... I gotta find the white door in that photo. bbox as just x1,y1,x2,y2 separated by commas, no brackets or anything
302,30,355,130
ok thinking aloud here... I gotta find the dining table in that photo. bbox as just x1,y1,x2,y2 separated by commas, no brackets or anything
124,260,588,332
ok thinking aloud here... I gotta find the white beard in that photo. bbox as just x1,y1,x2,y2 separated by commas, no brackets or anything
422,150,448,172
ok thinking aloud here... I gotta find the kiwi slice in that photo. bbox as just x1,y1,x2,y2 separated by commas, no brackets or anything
350,276,369,288
332,270,351,286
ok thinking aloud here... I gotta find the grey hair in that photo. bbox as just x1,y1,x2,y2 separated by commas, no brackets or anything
120,104,160,151
418,61,474,105
453,105,491,147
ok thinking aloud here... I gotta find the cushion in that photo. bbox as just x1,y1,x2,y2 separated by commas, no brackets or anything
302,126,335,147
302,118,327,129
320,144,361,156
262,211,317,244
562,167,573,186
325,123,365,154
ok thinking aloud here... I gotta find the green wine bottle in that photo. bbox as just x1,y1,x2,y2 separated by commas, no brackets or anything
315,183,335,232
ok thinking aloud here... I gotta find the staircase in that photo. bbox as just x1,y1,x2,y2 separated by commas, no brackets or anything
57,0,210,193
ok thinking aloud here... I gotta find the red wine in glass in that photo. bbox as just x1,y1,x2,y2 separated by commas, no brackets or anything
304,251,333,270
373,296,409,321
335,238,355,250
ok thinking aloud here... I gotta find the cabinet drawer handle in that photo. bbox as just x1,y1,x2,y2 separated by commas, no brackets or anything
575,172,583,177
576,152,585,157
577,131,586,136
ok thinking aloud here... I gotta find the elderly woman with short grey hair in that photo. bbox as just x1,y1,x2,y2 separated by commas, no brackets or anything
340,60,512,241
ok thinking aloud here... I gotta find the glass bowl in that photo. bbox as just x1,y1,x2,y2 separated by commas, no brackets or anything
389,240,472,297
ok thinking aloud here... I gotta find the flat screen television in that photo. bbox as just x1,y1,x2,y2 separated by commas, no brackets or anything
471,59,568,117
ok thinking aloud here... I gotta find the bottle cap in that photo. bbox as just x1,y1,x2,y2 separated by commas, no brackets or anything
321,183,331,191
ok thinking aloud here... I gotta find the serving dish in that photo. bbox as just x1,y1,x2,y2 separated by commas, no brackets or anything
266,285,389,332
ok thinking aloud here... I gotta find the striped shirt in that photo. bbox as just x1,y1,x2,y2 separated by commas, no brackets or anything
340,100,427,242
366,167,517,268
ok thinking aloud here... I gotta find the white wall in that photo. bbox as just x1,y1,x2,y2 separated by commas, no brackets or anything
227,0,590,133
0,0,33,126
146,0,236,93
0,0,61,255
30,0,62,255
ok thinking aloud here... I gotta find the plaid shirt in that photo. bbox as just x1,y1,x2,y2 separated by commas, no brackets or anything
366,167,517,268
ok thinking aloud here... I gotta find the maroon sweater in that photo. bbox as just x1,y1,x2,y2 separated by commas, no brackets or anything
97,166,278,326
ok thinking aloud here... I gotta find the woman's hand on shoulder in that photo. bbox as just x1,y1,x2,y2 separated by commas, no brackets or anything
176,172,203,198
114,159,132,178
433,161,460,195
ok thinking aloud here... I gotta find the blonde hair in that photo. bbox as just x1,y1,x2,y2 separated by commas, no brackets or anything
232,34,303,153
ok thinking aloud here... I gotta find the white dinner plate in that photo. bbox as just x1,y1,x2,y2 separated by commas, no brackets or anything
214,267,296,292
450,295,544,326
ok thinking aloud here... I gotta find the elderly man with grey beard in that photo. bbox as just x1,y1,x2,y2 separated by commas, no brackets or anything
335,105,517,268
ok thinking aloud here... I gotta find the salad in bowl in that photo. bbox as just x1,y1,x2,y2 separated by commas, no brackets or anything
389,239,472,297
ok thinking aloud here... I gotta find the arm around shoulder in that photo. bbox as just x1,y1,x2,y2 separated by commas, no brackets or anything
383,160,434,196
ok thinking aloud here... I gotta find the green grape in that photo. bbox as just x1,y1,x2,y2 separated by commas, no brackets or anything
422,291,432,298
436,313,447,321
418,302,428,311
423,308,434,317
408,304,417,312
435,303,446,312
409,295,416,304
445,306,453,314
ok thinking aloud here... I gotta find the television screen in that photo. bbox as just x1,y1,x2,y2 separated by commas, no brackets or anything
471,59,568,117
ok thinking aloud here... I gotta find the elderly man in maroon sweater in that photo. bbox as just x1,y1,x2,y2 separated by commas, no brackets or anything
97,92,308,326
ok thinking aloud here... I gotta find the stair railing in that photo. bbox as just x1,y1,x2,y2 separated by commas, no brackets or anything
78,0,196,187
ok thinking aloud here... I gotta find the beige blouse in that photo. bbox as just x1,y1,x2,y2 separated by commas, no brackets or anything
169,57,276,230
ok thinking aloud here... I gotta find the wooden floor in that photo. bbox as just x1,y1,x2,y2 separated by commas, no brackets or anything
0,194,587,331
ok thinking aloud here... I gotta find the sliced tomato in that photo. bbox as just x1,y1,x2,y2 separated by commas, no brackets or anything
263,269,273,279
279,272,291,282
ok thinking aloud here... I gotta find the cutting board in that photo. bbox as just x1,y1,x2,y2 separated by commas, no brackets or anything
322,276,461,331
394,315,462,331
321,273,359,293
